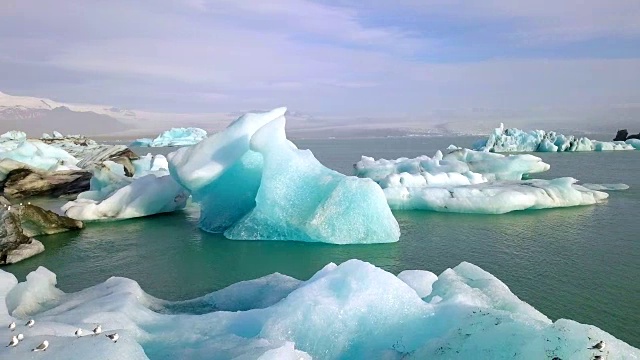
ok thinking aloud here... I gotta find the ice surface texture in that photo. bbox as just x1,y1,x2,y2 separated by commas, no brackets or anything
169,108,399,244
62,154,189,221
356,149,613,213
475,124,637,152
131,127,208,147
0,261,637,359
0,131,79,180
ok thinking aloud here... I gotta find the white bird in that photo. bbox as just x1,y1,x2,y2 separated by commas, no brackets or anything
7,206,10,211
19,203,22,206
16,334,24,341
6,336,18,348
106,333,119,343
590,340,606,351
32,340,49,352
8,322,15,331
27,202,31,205
93,324,102,336
75,328,83,337
25,319,35,328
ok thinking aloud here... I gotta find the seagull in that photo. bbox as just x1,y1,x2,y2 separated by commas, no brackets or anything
16,334,24,341
6,336,18,348
32,340,49,352
590,341,606,351
27,202,31,205
7,206,10,211
25,319,35,328
93,324,102,336
106,333,119,343
8,321,15,331
19,203,22,206
75,328,82,337
593,356,603,360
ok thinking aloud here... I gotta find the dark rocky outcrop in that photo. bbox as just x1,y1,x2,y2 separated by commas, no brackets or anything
0,160,91,198
0,207,43,265
0,196,84,265
17,204,84,237
613,129,640,141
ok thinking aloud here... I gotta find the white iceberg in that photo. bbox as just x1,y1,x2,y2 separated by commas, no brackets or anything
0,260,637,359
224,117,399,244
131,127,208,147
356,149,615,213
474,124,636,152
169,108,398,244
62,154,189,221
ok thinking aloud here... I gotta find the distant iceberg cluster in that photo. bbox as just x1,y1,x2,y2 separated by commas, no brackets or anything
1,260,638,359
169,108,399,244
131,127,208,147
356,148,613,214
474,123,638,152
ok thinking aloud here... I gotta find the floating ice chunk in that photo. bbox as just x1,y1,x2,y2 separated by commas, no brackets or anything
168,108,286,233
224,118,400,244
384,177,609,213
0,136,79,181
475,125,637,152
355,149,550,187
626,138,640,149
5,266,64,317
62,174,189,221
582,183,630,191
0,261,638,359
0,130,27,141
131,127,208,147
397,270,438,298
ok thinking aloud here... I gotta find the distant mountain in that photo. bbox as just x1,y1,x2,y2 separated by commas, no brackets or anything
0,91,131,136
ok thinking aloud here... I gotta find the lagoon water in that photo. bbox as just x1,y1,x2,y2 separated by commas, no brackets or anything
4,136,640,347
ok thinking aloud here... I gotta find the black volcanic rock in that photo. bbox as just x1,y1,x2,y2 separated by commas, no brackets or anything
613,129,640,141
614,129,629,141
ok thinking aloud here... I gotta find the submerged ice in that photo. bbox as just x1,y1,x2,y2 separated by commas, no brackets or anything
356,149,616,213
475,124,637,153
131,127,208,147
0,260,637,359
169,108,399,244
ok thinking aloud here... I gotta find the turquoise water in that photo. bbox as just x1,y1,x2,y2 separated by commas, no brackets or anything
4,136,640,347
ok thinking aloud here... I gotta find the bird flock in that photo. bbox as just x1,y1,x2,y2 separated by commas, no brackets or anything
5,319,119,352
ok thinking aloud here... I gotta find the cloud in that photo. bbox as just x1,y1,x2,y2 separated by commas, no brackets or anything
0,0,638,121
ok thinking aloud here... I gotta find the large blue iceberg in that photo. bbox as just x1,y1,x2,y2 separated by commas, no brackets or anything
131,127,208,147
168,108,399,244
225,117,399,244
474,124,637,152
0,260,637,359
356,149,615,214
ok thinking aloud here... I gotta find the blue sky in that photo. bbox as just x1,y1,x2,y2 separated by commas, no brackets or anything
1,0,639,120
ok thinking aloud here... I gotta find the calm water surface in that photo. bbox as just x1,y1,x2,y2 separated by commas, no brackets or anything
5,136,640,347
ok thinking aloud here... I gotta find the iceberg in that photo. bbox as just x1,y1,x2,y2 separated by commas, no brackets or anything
0,260,637,359
62,154,189,221
474,124,637,152
168,108,286,233
356,149,613,213
169,108,398,244
627,138,640,149
0,131,79,180
224,117,399,244
131,127,208,147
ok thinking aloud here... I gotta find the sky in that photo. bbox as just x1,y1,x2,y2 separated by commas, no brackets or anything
1,0,639,121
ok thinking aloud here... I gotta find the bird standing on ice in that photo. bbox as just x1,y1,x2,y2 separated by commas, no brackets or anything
590,341,606,351
75,328,83,337
93,324,102,336
25,319,35,328
106,333,119,343
6,336,18,347
8,321,15,331
32,340,49,352
17,334,24,341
